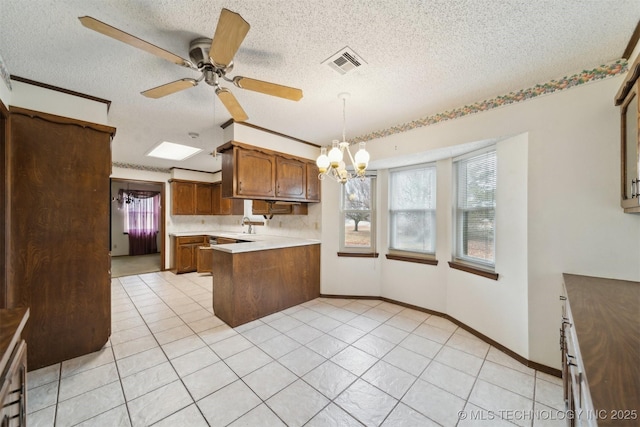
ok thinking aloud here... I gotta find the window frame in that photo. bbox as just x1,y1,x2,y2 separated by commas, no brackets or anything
339,174,377,255
387,162,437,261
452,146,497,274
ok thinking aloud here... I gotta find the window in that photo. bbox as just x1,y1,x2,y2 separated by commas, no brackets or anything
389,163,436,256
453,148,496,270
340,176,376,254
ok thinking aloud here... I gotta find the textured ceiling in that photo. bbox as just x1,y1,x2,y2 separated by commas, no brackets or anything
1,1,638,172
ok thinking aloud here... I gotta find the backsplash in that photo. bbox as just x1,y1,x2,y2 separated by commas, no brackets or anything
167,202,321,240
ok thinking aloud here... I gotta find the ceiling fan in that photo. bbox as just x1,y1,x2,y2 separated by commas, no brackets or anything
79,8,303,122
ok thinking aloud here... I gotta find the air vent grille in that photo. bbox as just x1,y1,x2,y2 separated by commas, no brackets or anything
323,47,366,75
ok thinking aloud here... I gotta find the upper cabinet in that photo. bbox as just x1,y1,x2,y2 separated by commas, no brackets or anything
171,180,197,215
306,163,321,202
170,179,243,215
212,182,244,215
195,182,214,215
276,156,306,200
615,54,640,213
218,141,321,203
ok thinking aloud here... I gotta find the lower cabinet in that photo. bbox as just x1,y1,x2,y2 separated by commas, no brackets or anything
0,308,29,427
174,236,207,273
197,246,214,274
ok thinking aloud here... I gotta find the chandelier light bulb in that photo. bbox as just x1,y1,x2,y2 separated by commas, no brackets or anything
316,147,330,173
354,142,370,172
328,140,343,168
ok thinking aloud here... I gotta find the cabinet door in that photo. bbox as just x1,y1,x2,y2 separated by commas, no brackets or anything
195,183,213,215
236,148,276,198
212,182,225,214
213,182,244,215
276,156,306,200
306,163,321,202
252,200,292,214
176,244,196,273
252,200,271,215
197,247,214,273
172,181,196,215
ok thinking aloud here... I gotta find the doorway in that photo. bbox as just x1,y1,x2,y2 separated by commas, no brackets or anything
110,178,165,277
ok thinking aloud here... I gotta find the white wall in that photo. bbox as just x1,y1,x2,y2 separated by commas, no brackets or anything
8,80,108,125
320,74,640,369
223,122,320,161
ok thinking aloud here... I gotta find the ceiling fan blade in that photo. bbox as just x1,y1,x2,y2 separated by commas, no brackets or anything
209,8,250,67
233,77,303,101
216,87,248,122
79,16,192,68
141,79,198,98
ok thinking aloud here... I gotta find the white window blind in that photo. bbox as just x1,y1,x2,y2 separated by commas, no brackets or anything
454,150,496,267
389,164,436,254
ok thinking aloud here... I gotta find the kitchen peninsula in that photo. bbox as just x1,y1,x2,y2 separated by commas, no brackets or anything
170,232,320,327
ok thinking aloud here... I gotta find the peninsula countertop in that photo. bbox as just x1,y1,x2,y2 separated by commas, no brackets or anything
169,231,320,253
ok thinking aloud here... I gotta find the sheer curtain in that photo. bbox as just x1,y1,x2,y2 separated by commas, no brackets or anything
122,190,160,256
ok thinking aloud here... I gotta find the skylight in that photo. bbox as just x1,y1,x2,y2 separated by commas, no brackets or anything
146,141,202,161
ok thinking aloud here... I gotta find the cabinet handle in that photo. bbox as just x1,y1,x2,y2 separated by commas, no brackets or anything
559,295,567,301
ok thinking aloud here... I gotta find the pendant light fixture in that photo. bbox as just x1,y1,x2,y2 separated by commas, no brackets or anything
316,93,370,184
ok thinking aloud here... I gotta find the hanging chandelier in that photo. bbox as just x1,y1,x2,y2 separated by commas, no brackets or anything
316,93,370,184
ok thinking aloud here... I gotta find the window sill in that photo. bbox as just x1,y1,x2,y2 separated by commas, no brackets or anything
448,261,499,280
386,254,438,265
337,252,379,258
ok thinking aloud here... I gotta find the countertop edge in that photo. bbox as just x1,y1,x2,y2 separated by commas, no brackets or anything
562,273,640,417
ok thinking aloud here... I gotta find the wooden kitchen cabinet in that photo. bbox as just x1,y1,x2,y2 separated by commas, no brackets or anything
222,145,276,199
195,183,213,215
0,308,29,427
171,180,196,215
276,156,306,200
175,236,207,273
213,244,320,327
252,200,308,216
212,182,244,215
8,107,113,370
615,54,640,213
306,163,321,202
197,246,214,274
218,141,321,203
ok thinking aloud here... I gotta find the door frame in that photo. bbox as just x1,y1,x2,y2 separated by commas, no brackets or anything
110,177,166,271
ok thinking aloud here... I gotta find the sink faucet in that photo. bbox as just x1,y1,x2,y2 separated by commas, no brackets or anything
242,216,253,234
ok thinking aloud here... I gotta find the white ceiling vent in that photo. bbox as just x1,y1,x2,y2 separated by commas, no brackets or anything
323,47,366,75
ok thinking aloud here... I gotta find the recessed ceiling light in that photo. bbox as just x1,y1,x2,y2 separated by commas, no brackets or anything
146,141,202,161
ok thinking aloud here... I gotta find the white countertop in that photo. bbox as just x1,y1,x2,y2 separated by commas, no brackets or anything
170,231,320,253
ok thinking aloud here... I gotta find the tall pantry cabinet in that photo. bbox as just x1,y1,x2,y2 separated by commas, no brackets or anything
7,106,115,370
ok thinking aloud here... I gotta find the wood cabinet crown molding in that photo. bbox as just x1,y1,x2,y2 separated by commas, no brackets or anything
615,54,640,106
9,106,116,136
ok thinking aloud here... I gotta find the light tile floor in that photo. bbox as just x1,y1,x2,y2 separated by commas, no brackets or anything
26,272,565,427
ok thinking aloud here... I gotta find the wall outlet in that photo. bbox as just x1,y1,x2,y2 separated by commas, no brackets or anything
113,244,117,249
201,219,205,224
314,222,319,230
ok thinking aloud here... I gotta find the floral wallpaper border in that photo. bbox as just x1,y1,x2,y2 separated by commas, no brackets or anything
351,59,628,143
112,161,171,173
